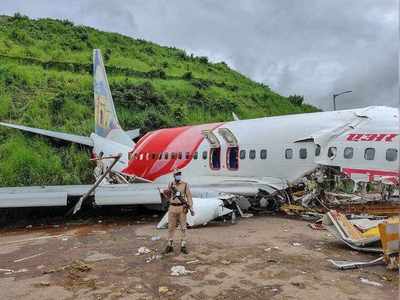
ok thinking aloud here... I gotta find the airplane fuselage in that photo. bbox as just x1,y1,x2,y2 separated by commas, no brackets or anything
97,106,399,185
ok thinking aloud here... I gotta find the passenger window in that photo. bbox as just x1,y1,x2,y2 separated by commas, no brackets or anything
185,152,190,159
249,150,256,160
193,152,198,160
158,153,162,160
315,144,321,156
178,152,182,159
164,152,169,160
285,148,293,159
260,149,267,160
139,153,144,160
202,151,208,160
344,147,354,159
299,148,307,159
151,153,156,160
328,147,337,159
364,148,375,160
386,148,398,162
240,149,246,160
171,152,177,159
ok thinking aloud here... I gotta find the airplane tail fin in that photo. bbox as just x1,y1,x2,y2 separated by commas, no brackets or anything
93,49,133,147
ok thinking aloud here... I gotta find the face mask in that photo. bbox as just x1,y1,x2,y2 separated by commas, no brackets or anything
174,175,182,181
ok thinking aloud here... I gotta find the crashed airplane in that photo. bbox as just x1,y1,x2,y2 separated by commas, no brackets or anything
0,49,399,225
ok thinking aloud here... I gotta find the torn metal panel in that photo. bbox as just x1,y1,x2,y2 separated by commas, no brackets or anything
157,198,232,228
323,210,382,252
328,256,385,270
350,219,386,232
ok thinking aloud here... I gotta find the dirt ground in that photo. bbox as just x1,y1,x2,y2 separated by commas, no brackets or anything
0,215,398,300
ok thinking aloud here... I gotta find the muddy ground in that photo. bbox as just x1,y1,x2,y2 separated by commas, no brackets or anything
0,215,398,300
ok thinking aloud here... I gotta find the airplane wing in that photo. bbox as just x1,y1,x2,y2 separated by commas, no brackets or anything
0,122,93,147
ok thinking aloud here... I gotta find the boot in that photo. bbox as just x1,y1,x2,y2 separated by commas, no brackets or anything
180,245,188,254
180,241,188,254
163,240,174,254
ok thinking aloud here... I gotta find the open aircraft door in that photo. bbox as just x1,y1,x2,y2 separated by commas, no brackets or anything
202,130,221,170
218,128,239,170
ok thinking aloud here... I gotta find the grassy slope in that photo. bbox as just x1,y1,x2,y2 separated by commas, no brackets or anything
0,15,318,186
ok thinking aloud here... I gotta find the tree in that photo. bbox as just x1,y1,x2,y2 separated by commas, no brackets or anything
288,95,304,106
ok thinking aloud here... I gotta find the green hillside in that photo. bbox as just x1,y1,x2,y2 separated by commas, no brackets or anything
0,14,318,186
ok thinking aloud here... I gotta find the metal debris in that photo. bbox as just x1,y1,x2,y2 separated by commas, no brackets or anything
13,252,46,263
322,210,382,252
145,255,161,263
136,247,151,255
328,256,385,270
360,278,383,287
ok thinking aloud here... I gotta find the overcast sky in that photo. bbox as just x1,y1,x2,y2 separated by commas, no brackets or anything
1,0,398,110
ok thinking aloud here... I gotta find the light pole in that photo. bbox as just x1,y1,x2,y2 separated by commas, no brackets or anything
333,90,352,111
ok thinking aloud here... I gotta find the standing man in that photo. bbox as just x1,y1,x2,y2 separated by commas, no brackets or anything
163,170,194,254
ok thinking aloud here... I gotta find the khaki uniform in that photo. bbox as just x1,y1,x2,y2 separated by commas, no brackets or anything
167,181,193,244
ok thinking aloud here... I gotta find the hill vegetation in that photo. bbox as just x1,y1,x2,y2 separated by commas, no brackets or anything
0,14,318,186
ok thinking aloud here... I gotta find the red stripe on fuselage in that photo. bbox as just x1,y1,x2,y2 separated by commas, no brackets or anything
342,168,399,184
122,123,222,181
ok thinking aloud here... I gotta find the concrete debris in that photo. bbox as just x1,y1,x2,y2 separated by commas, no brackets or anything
292,242,302,247
360,278,383,287
136,247,151,255
150,236,160,241
328,256,385,270
170,265,194,276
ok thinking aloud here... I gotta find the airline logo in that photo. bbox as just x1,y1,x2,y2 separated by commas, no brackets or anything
346,133,398,142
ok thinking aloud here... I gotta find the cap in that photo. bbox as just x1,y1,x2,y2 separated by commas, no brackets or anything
173,169,182,176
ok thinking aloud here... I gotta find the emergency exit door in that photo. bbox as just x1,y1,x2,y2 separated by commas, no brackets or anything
201,130,221,170
218,128,239,170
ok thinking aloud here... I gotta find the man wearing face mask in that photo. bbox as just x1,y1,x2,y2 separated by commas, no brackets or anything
163,169,194,254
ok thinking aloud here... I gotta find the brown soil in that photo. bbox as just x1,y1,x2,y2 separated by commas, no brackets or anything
0,216,397,299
